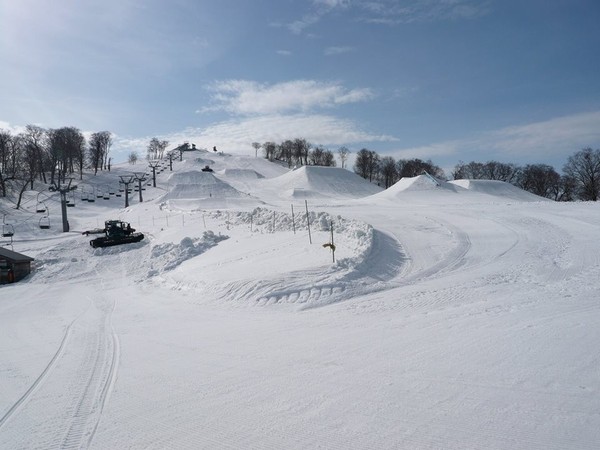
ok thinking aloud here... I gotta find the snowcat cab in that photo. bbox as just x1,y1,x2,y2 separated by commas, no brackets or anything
89,220,144,248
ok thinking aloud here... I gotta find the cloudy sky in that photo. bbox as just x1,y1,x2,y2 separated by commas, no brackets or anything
1,0,599,171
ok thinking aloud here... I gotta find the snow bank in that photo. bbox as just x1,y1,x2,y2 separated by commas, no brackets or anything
263,166,383,199
449,179,548,202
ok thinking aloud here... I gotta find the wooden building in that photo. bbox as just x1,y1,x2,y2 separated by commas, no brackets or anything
0,247,34,284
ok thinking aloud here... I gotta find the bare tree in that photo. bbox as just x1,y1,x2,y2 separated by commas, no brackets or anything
380,156,398,188
277,140,294,167
353,148,380,181
293,138,310,166
0,130,14,197
309,146,325,166
128,151,139,165
23,125,48,184
322,149,336,167
89,131,112,175
353,148,371,179
337,146,350,169
147,137,169,160
252,142,262,158
262,141,277,161
14,137,38,208
563,147,600,201
518,164,560,199
482,161,520,183
397,158,444,179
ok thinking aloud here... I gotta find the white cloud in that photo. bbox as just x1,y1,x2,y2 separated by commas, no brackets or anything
110,114,397,162
284,0,350,34
388,111,600,166
359,0,491,24
202,80,375,116
324,46,354,56
276,50,292,56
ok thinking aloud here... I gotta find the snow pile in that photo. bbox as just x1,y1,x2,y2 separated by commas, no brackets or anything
193,207,379,307
263,166,382,199
449,179,548,202
373,175,545,203
146,231,228,277
221,168,264,179
161,170,244,200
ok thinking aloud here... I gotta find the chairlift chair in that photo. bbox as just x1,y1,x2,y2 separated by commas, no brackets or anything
36,201,47,213
67,191,75,207
2,216,14,237
39,216,50,229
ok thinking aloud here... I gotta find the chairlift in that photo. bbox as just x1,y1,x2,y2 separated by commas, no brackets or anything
36,192,47,213
2,215,14,237
67,191,75,207
36,201,47,213
39,216,50,229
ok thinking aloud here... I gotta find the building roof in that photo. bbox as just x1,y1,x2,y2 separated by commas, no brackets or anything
0,247,35,262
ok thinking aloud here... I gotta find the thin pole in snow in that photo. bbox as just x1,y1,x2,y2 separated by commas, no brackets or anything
291,204,296,234
331,220,335,263
305,200,312,244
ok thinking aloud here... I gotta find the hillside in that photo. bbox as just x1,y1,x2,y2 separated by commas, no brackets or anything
1,150,599,449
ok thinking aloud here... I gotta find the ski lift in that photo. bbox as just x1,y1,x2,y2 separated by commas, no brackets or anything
96,188,103,199
67,191,75,207
88,187,95,202
39,215,50,229
2,215,14,237
36,192,47,213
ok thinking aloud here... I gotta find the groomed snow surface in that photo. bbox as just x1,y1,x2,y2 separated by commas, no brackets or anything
1,149,599,449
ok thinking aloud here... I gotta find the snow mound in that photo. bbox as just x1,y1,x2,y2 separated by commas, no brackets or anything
146,231,228,277
389,174,458,193
162,170,244,200
449,179,547,202
264,166,383,199
222,168,264,179
372,175,546,203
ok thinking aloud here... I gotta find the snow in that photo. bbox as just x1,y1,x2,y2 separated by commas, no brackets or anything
1,150,600,449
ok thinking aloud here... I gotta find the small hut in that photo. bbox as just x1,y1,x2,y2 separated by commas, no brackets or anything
0,247,34,284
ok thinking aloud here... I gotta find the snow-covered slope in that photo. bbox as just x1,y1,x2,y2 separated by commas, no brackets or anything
261,165,383,199
1,151,599,449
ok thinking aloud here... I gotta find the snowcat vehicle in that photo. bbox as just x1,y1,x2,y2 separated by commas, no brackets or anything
88,220,144,248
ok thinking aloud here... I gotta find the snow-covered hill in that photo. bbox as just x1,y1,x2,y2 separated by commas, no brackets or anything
1,150,599,449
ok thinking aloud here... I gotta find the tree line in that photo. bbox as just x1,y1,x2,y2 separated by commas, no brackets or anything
257,139,600,202
254,139,351,169
0,125,112,208
350,147,600,201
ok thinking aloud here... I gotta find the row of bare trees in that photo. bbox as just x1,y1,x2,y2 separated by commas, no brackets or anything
256,139,351,169
0,125,112,208
352,147,600,201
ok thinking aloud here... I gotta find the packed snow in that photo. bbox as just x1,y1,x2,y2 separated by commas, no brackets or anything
1,148,599,449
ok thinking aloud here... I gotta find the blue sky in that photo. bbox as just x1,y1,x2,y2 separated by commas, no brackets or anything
1,0,599,172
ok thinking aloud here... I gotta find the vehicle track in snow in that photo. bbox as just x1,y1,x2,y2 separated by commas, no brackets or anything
0,291,119,450
210,228,408,309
